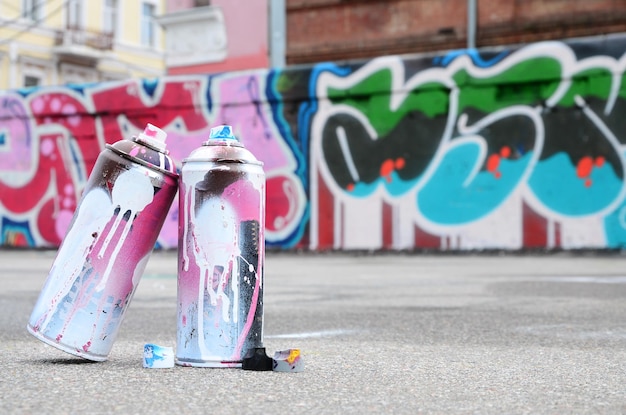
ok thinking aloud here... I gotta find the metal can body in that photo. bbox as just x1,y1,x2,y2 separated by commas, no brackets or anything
27,125,178,361
177,125,265,368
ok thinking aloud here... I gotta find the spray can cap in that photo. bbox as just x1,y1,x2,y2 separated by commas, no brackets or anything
208,125,239,142
188,124,260,163
136,123,167,152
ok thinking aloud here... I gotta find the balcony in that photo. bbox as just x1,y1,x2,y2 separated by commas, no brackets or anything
156,6,227,68
53,28,114,65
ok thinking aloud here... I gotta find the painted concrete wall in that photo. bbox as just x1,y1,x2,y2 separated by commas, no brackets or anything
2,34,626,251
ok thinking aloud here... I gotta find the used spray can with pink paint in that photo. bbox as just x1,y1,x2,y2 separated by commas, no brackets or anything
177,125,265,367
27,124,178,361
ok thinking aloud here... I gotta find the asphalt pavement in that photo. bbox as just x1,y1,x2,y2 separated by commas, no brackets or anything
1,250,626,414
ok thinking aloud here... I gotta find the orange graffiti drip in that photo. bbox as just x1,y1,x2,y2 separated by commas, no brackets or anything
486,153,504,179
380,159,395,177
395,157,405,170
576,156,593,179
595,156,605,168
487,154,500,173
500,146,511,158
378,157,405,184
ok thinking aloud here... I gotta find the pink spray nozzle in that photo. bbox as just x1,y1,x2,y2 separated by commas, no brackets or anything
136,123,167,152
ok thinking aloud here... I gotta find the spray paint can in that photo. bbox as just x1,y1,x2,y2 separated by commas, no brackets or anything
27,124,178,361
177,125,265,367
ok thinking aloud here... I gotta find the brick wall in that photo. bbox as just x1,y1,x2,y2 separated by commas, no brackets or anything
286,0,626,64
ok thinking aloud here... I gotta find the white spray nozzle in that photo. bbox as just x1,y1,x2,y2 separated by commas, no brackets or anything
136,123,167,151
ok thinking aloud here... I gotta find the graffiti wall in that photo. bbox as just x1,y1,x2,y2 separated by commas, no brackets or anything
3,34,626,251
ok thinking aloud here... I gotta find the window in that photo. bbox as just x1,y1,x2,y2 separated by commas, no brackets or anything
103,0,117,35
21,62,46,88
195,0,210,6
67,0,82,29
23,75,41,88
22,0,42,21
141,2,155,47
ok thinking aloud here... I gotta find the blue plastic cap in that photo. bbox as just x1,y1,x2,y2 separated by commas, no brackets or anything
209,125,238,141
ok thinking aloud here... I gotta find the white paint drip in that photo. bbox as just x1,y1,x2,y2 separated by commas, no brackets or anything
33,188,112,331
194,197,237,323
95,170,154,292
98,171,154,259
98,212,124,259
182,173,241,357
182,186,191,272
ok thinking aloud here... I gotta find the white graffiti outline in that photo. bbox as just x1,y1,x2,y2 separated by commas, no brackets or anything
336,125,360,183
414,104,545,235
574,95,626,217
311,56,462,248
311,40,626,249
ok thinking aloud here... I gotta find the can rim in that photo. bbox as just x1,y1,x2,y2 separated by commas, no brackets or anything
182,156,264,166
106,144,180,178
202,139,244,148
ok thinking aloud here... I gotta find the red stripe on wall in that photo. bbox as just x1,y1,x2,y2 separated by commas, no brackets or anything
414,224,440,249
522,201,547,248
340,201,345,248
317,172,334,249
382,202,393,249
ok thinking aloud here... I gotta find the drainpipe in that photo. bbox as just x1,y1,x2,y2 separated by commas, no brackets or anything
467,0,476,49
269,0,286,68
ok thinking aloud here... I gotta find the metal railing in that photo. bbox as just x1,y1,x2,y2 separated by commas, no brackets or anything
54,27,114,51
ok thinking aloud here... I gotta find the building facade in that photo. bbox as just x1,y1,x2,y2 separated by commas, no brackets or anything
0,0,166,89
158,0,269,75
2,1,625,86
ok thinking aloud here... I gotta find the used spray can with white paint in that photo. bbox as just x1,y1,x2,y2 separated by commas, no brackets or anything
27,124,178,361
177,125,265,367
